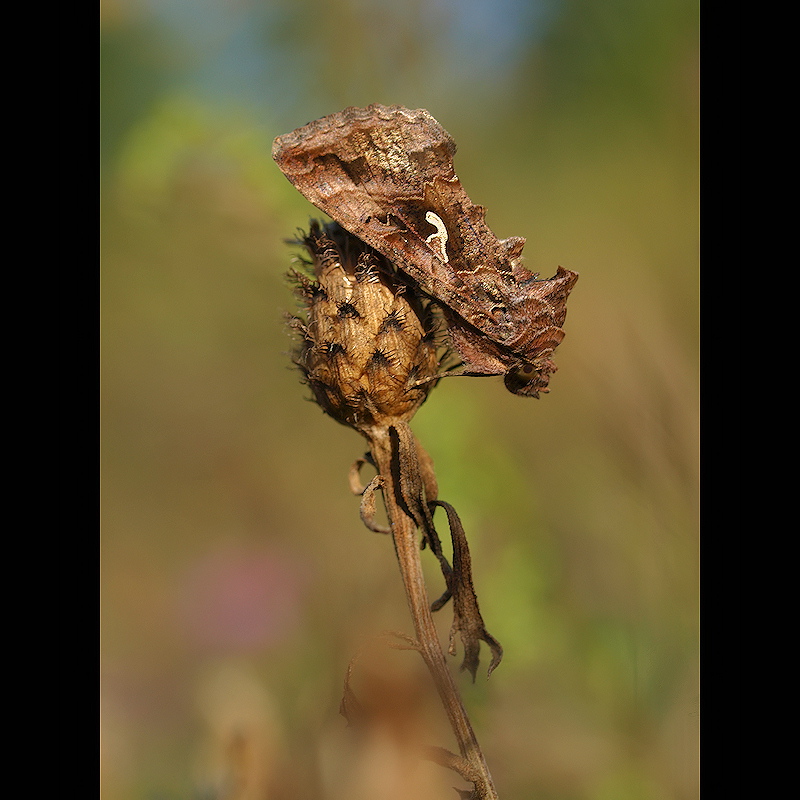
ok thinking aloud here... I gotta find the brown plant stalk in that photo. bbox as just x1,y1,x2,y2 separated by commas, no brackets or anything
288,220,502,799
363,425,499,799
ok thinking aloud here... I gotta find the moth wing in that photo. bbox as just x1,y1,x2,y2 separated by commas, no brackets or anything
505,267,579,357
273,106,492,322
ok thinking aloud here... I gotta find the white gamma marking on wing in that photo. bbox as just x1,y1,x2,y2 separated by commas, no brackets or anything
424,212,449,263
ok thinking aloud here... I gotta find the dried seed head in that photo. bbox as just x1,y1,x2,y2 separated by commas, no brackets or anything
289,221,443,434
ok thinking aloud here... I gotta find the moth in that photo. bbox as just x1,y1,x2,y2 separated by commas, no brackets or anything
273,104,578,397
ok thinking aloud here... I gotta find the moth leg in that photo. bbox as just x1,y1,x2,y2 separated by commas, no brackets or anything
410,366,471,388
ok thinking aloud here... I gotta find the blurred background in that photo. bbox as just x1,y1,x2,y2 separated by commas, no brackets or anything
100,0,699,798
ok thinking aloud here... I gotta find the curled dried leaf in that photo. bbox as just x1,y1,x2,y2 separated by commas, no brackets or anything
430,500,503,680
348,456,372,496
358,474,390,534
378,423,502,679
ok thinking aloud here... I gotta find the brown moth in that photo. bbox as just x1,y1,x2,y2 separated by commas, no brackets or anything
273,104,578,397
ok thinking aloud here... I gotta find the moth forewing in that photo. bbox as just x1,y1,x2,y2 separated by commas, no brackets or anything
273,104,578,397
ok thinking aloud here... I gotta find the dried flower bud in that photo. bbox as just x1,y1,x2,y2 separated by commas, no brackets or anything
289,221,442,434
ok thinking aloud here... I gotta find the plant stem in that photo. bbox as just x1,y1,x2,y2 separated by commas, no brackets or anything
368,430,499,800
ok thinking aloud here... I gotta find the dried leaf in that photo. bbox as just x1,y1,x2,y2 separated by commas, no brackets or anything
430,500,503,680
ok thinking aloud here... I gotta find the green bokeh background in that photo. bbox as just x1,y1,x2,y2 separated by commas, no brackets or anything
101,1,699,798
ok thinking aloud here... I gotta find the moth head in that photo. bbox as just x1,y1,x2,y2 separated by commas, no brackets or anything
503,358,557,398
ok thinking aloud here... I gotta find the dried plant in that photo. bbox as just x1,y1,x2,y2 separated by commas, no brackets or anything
288,220,503,799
